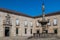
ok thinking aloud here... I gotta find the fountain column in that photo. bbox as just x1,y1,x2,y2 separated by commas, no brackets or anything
38,2,49,37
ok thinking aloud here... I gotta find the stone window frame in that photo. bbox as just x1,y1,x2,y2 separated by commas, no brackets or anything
25,28,27,34
53,18,57,26
16,18,20,26
36,22,40,27
24,20,28,27
47,19,51,26
30,29,32,34
30,21,33,27
16,28,18,35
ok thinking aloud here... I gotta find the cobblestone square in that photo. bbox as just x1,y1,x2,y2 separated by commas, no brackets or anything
0,37,60,40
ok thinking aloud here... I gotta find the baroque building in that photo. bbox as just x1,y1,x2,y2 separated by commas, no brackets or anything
0,8,60,38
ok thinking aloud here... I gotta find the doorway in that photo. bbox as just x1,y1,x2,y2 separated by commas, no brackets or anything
37,30,40,34
5,27,10,37
54,29,57,34
45,30,48,34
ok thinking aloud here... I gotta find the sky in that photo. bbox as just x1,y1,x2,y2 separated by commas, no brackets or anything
0,0,60,16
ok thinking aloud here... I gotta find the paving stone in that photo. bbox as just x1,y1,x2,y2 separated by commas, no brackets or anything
0,37,60,40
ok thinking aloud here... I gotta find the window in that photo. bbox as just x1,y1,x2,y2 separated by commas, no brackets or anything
0,17,1,22
53,18,57,26
54,29,57,34
16,28,18,34
30,22,33,27
25,28,27,34
47,19,51,26
5,14,10,24
16,18,19,26
30,29,32,34
24,20,28,27
36,22,39,27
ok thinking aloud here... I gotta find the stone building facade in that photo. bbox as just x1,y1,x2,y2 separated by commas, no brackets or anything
0,8,60,37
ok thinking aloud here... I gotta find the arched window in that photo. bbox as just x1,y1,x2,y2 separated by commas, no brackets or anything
53,18,57,26
24,20,28,27
16,18,19,26
47,19,51,26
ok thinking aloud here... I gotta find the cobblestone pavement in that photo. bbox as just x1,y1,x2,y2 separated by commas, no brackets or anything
27,38,60,40
0,37,60,40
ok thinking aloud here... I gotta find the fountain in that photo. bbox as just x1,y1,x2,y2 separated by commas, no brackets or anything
38,2,49,37
27,1,49,39
38,2,48,33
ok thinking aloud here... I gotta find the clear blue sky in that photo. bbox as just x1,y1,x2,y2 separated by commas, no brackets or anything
0,0,60,16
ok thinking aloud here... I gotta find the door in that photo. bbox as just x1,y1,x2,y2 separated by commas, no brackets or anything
45,30,48,34
5,27,10,37
37,30,40,34
54,29,57,34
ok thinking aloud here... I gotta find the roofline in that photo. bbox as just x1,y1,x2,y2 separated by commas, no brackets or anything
33,11,60,18
0,8,34,18
0,8,60,19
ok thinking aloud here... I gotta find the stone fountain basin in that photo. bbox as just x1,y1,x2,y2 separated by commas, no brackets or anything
38,20,49,25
